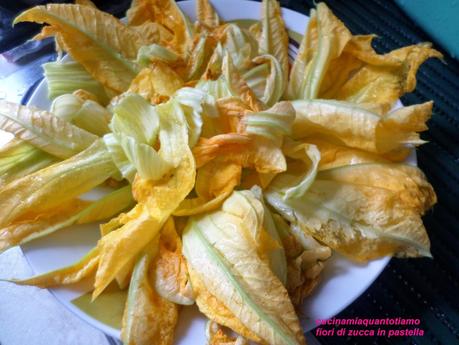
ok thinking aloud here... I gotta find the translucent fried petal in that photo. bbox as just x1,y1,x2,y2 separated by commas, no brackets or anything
224,188,288,285
187,33,217,81
131,22,172,45
152,217,194,305
94,100,195,297
15,4,148,94
0,140,56,187
243,54,285,107
273,214,331,306
222,24,258,73
0,100,98,159
292,99,432,154
94,204,159,298
308,138,390,171
192,134,251,168
127,0,193,57
271,139,320,200
259,0,289,96
287,3,352,100
206,321,249,345
267,163,437,261
0,140,117,228
0,198,88,252
9,247,99,287
222,53,263,112
175,159,241,217
121,245,178,345
321,39,442,106
51,93,111,136
43,61,110,103
187,266,261,342
196,0,220,30
128,64,184,104
183,208,306,345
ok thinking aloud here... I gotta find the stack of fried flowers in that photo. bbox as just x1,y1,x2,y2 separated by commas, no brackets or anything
0,0,440,344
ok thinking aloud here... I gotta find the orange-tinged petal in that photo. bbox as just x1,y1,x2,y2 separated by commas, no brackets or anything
292,99,432,154
287,3,352,100
222,53,263,112
121,245,178,345
320,37,442,106
75,0,96,7
259,0,289,96
196,0,220,30
267,163,437,262
0,199,89,252
128,64,184,104
127,0,192,57
206,321,248,345
175,159,241,217
15,4,149,94
192,134,251,168
94,147,195,298
152,217,194,304
9,247,99,287
187,266,261,342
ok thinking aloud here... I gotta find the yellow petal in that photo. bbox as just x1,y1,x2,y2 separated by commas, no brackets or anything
15,4,149,94
222,53,263,112
94,204,158,298
287,3,441,105
175,159,241,216
128,64,184,104
292,99,432,154
238,101,296,174
93,90,197,297
152,217,194,304
0,100,98,159
287,3,352,99
307,138,390,170
243,54,286,107
206,321,248,345
267,163,437,262
377,101,432,152
196,0,220,30
286,10,316,99
187,33,217,80
216,97,251,133
0,140,116,228
173,192,231,217
9,247,99,287
94,146,195,298
0,199,89,252
75,0,96,7
320,37,442,106
121,246,178,345
127,0,193,57
131,22,173,45
192,134,251,168
259,0,289,95
183,209,306,345
274,215,331,306
187,266,261,342
195,160,241,199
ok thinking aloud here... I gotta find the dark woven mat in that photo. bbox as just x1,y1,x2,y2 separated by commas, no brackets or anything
2,1,458,344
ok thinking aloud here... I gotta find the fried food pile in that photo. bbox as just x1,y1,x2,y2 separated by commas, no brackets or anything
1,0,440,344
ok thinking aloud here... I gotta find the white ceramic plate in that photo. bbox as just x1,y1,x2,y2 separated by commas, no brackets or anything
22,0,392,342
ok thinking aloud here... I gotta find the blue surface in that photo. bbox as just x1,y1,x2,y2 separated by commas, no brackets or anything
395,0,459,59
